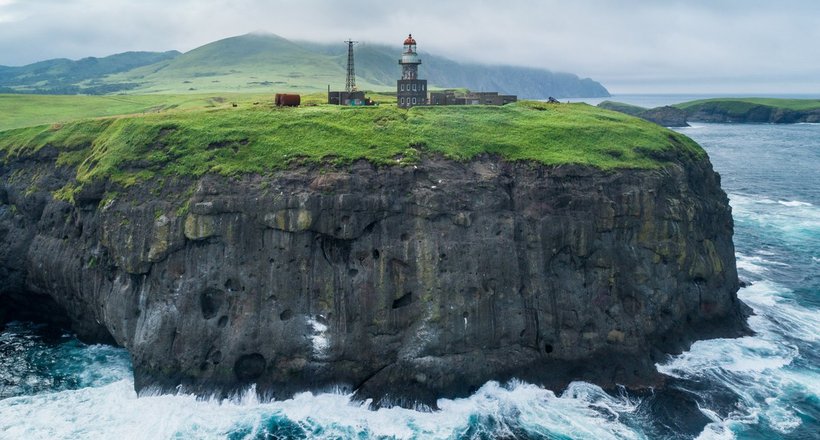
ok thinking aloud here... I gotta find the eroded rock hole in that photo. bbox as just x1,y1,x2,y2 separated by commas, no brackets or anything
224,278,242,292
234,353,266,382
209,349,222,364
544,343,554,354
200,288,224,319
372,249,380,260
217,316,229,328
280,309,293,321
392,292,413,309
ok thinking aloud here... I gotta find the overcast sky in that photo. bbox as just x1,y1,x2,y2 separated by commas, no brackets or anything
1,0,819,93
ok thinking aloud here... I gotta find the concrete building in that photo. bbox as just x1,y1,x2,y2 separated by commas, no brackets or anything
430,90,517,106
328,40,373,106
429,90,465,105
397,34,427,108
464,92,518,106
327,89,370,106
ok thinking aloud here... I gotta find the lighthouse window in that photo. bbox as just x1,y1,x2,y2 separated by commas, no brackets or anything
412,98,417,104
413,84,417,91
400,84,404,91
400,98,405,104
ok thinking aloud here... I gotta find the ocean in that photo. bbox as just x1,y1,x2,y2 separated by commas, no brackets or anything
0,96,818,439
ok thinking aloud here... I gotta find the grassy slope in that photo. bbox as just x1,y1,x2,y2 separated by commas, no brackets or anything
0,101,703,201
0,92,396,131
3,33,606,98
675,98,820,113
597,101,647,116
0,51,181,93
103,34,387,94
0,94,229,131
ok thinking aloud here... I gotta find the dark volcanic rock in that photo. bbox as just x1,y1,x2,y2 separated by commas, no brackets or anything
0,153,749,408
639,106,690,127
597,102,690,127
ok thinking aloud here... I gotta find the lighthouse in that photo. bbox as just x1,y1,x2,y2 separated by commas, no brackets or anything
397,34,427,108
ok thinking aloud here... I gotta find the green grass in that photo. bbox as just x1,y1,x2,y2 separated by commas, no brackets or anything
0,92,397,132
101,34,391,95
0,101,704,201
597,101,647,116
0,93,256,131
675,98,820,113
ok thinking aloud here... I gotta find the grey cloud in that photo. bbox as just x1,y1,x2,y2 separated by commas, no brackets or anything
1,0,818,93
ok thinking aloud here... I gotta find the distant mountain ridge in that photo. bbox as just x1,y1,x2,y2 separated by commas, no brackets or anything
0,51,181,94
0,33,609,98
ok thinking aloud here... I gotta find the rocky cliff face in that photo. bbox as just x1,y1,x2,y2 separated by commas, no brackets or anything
640,106,689,127
686,104,820,123
0,151,748,407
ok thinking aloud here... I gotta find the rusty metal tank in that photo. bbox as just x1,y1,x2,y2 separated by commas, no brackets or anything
275,94,301,107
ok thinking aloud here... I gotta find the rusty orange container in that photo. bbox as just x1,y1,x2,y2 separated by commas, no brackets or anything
275,94,301,107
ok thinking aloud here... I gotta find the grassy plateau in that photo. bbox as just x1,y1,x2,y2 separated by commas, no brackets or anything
0,94,703,201
674,97,820,113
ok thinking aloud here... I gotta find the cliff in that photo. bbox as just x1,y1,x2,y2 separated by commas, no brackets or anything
0,103,748,408
598,101,689,127
675,99,820,123
600,98,820,126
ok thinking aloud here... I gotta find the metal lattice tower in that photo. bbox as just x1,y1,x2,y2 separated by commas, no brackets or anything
345,39,358,92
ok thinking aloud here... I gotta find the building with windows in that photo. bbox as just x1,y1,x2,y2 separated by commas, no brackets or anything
429,90,517,106
396,34,516,108
397,34,427,108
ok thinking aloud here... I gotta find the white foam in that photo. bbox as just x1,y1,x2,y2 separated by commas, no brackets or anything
735,253,768,275
740,280,820,343
658,277,819,438
0,377,652,440
307,316,330,355
778,200,813,207
729,193,820,237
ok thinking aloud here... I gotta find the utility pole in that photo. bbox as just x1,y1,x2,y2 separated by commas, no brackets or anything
345,39,358,93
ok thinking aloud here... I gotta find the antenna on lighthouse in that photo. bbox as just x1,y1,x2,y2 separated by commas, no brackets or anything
345,39,358,93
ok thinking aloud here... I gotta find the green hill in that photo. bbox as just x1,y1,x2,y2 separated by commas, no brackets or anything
674,98,820,123
296,40,609,98
675,97,820,112
597,101,647,116
1,33,609,99
105,34,360,94
0,51,180,94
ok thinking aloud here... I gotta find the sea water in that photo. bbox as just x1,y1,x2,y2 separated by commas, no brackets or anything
1,121,818,439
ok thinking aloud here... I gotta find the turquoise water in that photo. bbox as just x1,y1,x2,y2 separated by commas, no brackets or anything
0,122,818,439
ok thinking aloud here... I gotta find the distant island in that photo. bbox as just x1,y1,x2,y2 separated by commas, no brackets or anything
599,98,820,126
0,33,609,99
